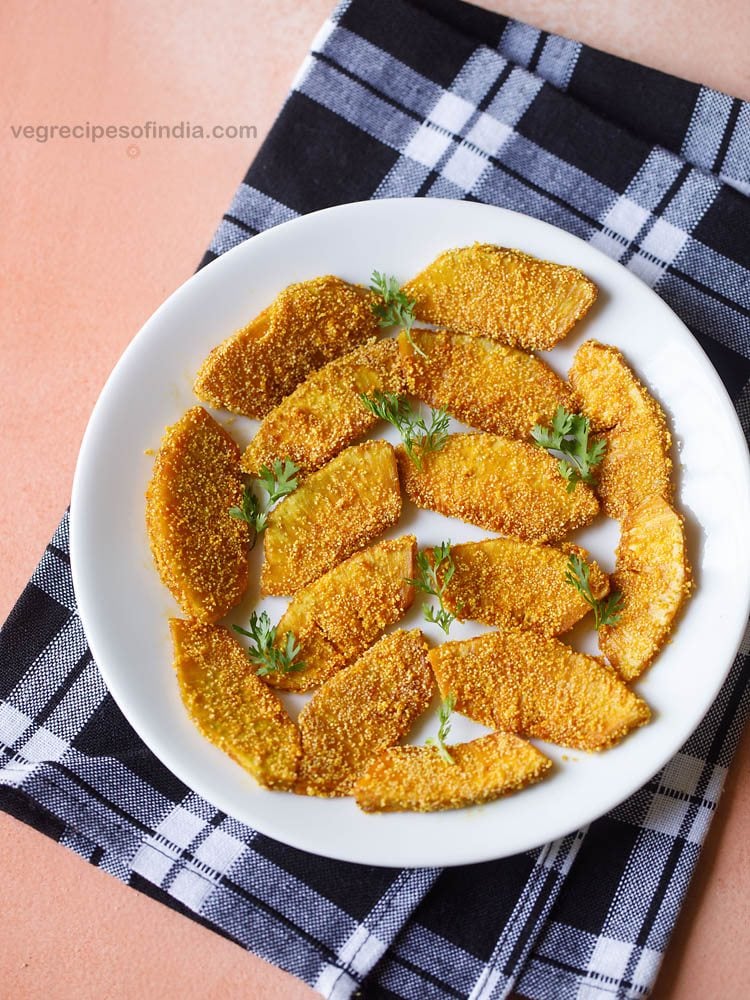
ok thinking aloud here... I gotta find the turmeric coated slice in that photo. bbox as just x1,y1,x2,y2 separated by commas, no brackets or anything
599,495,692,680
402,243,597,351
399,329,574,438
296,629,434,797
264,536,417,692
194,276,379,419
170,619,300,790
430,629,650,751
569,340,673,519
353,732,551,813
397,433,598,542
241,338,405,476
441,538,609,635
260,440,402,595
146,406,248,623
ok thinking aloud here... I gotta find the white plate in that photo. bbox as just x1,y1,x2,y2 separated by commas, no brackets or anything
70,199,750,868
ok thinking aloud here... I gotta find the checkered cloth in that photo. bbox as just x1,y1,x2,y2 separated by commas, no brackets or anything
3,1,749,997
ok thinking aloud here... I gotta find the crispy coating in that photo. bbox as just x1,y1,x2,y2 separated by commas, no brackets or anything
193,276,379,419
442,538,609,635
295,629,434,797
397,433,598,542
241,339,406,476
260,440,402,595
600,495,692,680
569,340,673,519
402,243,597,351
170,619,300,790
399,329,574,438
353,732,552,813
145,406,248,623
266,536,417,691
430,629,651,751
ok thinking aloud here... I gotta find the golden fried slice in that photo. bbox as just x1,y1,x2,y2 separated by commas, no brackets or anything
442,538,609,635
194,276,379,419
430,629,650,751
402,243,597,351
353,732,551,813
569,340,673,519
399,329,574,438
296,629,433,797
265,537,417,692
170,619,300,790
241,339,406,476
397,433,598,542
600,495,692,680
146,406,248,623
261,440,401,595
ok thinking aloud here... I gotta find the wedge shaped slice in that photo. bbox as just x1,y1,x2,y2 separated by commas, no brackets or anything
397,433,598,542
399,329,574,438
442,538,609,635
353,732,551,813
261,440,402,595
194,276,379,418
430,629,650,751
569,340,673,519
600,495,691,680
296,630,434,797
146,406,248,623
402,243,597,351
171,620,300,790
242,338,406,476
264,536,417,691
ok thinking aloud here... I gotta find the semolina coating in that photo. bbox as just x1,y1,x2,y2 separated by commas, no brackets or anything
399,329,575,438
265,536,417,692
145,406,249,623
600,495,692,680
441,538,610,635
353,732,552,813
170,619,301,790
193,276,379,419
241,338,406,476
397,433,599,542
429,629,651,751
260,440,402,595
569,340,673,519
402,243,597,351
295,629,434,797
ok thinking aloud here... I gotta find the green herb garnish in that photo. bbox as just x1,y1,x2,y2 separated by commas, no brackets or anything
229,458,300,547
369,270,425,357
531,406,606,492
406,541,461,635
232,611,306,677
564,554,623,630
426,692,456,764
359,390,449,469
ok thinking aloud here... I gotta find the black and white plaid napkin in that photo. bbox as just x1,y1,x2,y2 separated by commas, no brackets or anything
3,1,750,997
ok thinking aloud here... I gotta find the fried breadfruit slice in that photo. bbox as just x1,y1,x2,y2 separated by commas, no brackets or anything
241,338,406,476
569,340,673,519
442,538,609,635
170,619,300,790
296,629,434,797
260,440,402,595
399,329,574,438
354,732,551,813
402,243,597,351
430,629,650,751
397,433,598,542
600,495,692,680
265,536,417,692
194,276,379,419
146,406,248,623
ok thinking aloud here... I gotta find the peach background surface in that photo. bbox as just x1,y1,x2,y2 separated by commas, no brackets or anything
2,1,749,997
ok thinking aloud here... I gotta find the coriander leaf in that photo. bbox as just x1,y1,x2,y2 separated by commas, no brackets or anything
425,692,456,764
532,406,606,492
564,554,624,630
405,542,461,635
258,458,300,504
228,484,266,548
368,269,426,357
359,390,449,469
233,611,306,677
